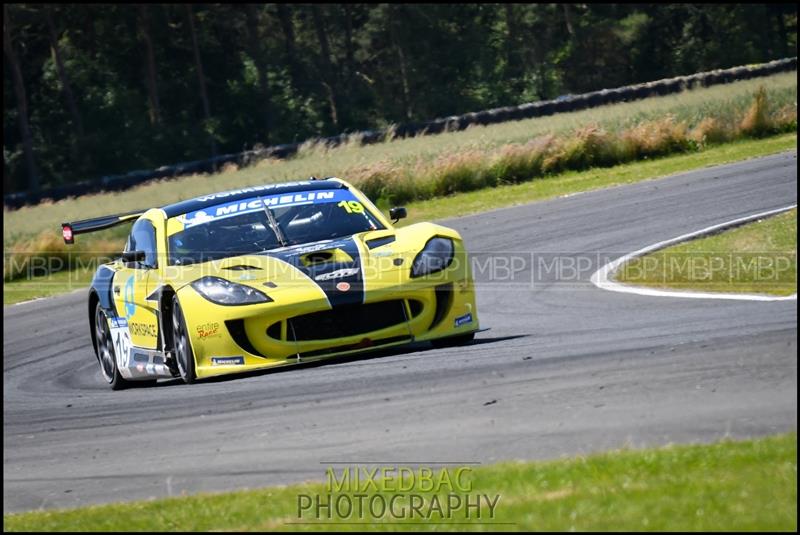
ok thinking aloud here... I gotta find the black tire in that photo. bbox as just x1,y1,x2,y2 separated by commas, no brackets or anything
431,332,475,348
94,303,131,390
171,295,197,384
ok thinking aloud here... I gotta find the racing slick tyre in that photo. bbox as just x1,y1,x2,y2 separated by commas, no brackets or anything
94,302,131,390
172,295,197,384
430,332,475,348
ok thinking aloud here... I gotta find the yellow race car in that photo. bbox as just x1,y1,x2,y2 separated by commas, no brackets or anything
63,177,479,389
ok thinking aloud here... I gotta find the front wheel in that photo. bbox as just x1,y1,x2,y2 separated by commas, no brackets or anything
171,295,197,384
94,303,130,390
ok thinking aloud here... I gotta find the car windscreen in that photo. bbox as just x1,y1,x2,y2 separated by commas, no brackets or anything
168,189,384,265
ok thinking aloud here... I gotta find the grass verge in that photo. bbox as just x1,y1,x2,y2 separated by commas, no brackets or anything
2,267,94,305
615,208,797,295
400,133,797,226
3,133,796,306
3,75,797,289
4,74,796,244
3,432,796,531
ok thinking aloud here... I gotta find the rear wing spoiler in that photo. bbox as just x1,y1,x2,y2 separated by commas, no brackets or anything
61,210,145,244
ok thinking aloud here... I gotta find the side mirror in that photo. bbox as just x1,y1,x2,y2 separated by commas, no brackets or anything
389,207,407,223
122,250,146,264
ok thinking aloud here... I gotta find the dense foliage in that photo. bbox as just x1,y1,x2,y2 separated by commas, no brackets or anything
3,3,797,193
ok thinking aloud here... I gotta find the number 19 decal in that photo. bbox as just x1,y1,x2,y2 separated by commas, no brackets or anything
111,326,132,368
338,200,364,214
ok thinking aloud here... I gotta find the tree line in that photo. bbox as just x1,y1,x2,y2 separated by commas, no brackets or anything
3,3,797,194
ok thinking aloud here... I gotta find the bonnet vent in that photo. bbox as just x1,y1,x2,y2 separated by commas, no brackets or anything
222,265,263,271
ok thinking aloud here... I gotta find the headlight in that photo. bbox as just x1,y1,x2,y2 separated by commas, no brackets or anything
191,276,272,305
411,237,454,278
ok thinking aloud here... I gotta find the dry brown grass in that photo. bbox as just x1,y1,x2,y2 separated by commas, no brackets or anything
740,86,772,136
220,162,239,174
774,103,798,131
490,135,555,185
689,117,733,146
543,125,617,173
344,86,791,210
426,150,487,197
620,115,691,158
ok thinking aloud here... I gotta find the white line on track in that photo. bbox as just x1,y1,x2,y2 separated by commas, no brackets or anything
591,204,798,301
10,287,85,306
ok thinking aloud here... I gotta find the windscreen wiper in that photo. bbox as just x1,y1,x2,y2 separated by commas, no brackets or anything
259,198,287,247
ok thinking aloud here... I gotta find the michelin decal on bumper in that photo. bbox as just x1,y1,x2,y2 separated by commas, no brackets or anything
454,312,473,327
211,356,245,366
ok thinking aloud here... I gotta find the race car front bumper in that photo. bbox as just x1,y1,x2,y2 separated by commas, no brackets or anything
177,277,478,379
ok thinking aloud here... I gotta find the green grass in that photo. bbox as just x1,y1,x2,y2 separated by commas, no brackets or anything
399,133,797,226
3,133,796,306
4,432,796,531
615,208,797,295
4,72,796,246
2,266,94,305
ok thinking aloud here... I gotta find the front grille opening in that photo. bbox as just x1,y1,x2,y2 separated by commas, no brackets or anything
429,283,454,331
225,319,267,358
266,321,282,340
298,335,410,358
289,300,407,341
409,299,424,318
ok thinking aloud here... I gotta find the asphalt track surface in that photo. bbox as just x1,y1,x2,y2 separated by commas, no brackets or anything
4,152,797,512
